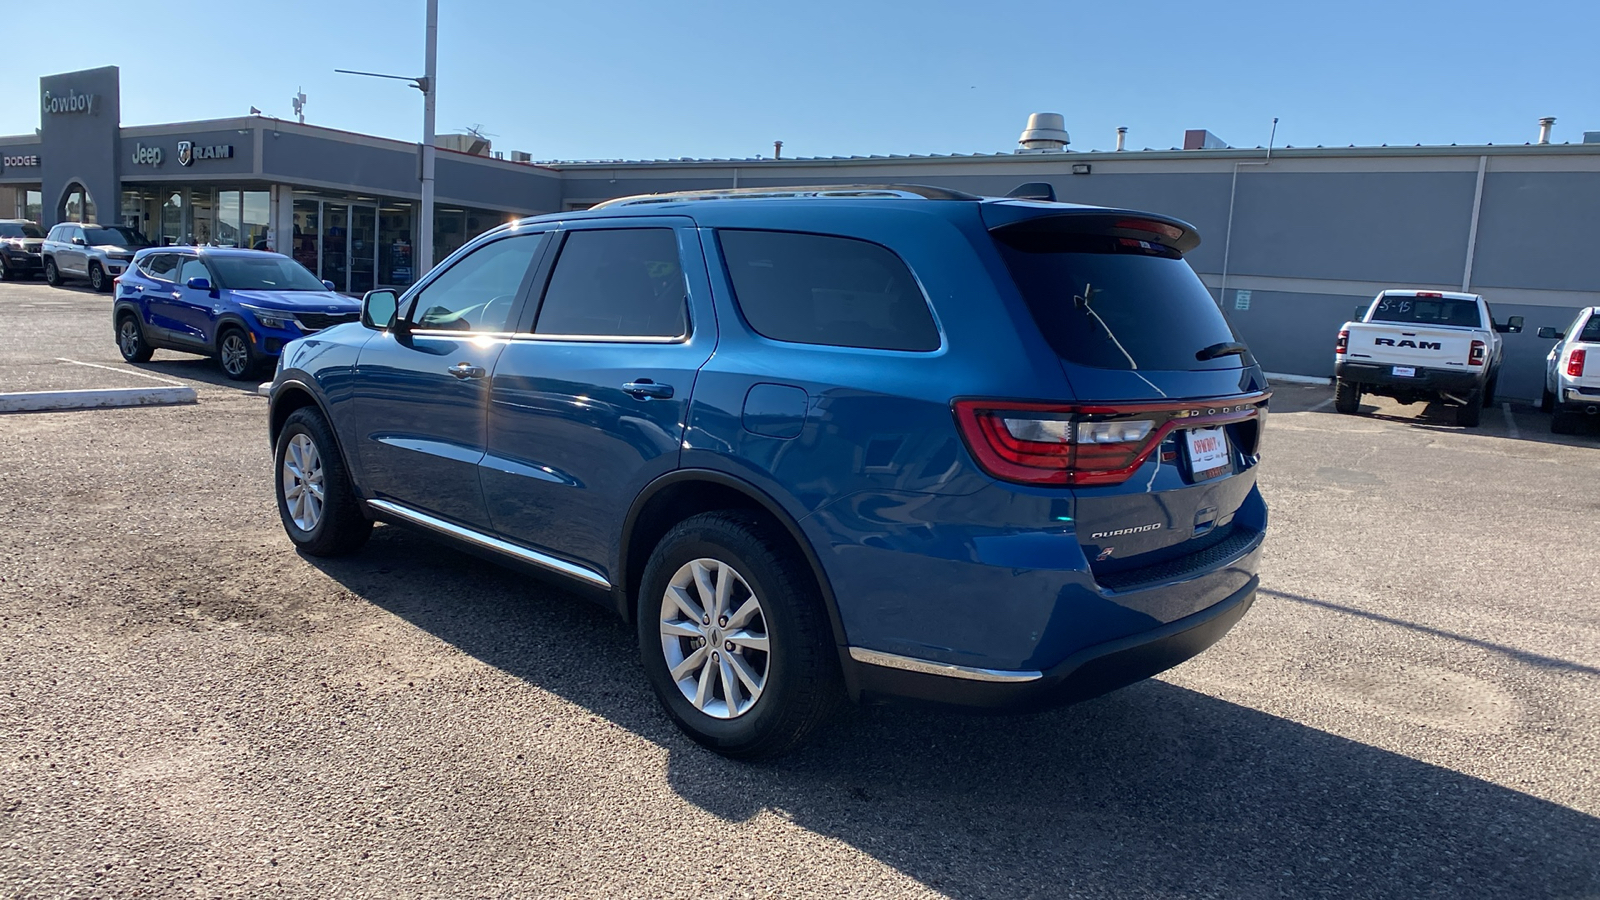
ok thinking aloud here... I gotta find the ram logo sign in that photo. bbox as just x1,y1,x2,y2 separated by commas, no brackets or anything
1374,338,1443,350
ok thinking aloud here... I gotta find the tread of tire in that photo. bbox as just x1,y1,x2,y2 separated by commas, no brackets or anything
278,407,371,556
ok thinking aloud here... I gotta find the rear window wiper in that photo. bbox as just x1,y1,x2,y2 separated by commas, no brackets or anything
1196,341,1249,361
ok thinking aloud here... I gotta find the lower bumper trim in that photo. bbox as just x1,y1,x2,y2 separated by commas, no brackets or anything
847,647,1043,683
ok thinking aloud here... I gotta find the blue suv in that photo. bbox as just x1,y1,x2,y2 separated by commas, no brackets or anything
264,185,1270,758
113,248,362,380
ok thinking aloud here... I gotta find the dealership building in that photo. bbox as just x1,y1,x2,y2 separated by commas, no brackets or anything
4,66,1598,398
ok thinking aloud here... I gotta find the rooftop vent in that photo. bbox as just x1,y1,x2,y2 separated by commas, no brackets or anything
1538,116,1556,144
1183,129,1228,150
1584,131,1600,144
1017,113,1070,152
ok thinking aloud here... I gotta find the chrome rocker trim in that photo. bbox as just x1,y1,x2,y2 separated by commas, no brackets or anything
366,499,612,590
847,647,1044,683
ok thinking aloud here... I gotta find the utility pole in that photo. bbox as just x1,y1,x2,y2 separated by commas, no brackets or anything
418,0,438,275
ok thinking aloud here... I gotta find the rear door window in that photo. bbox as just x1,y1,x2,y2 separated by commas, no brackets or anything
533,228,687,339
717,230,940,352
1369,296,1482,327
141,254,179,282
993,231,1242,371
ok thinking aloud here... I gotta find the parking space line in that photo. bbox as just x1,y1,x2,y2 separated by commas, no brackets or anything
1311,397,1334,411
55,357,183,386
1501,402,1519,439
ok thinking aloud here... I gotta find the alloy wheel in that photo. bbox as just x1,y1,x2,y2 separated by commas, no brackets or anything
90,265,104,291
659,558,771,719
118,319,140,358
220,333,250,376
281,433,325,532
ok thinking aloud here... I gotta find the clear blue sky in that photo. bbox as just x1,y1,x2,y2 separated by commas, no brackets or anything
5,0,1595,160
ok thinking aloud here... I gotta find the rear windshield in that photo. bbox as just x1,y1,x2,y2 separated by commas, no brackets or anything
993,232,1245,371
0,223,44,239
207,255,328,292
1368,295,1482,328
1580,314,1600,343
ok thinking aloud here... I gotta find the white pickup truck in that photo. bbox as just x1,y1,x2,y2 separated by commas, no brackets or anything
1333,290,1523,427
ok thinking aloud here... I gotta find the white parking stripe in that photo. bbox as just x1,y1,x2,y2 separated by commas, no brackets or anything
1311,397,1335,411
55,357,183,386
1501,402,1520,439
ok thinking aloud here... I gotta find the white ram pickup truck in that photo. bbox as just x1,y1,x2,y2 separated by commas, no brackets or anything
1333,290,1522,427
1537,306,1600,434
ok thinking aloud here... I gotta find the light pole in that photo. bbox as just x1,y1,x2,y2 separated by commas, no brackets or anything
335,0,439,278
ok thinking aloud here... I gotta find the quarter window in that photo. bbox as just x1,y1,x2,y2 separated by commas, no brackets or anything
534,229,687,339
407,232,544,332
717,230,940,352
141,254,179,282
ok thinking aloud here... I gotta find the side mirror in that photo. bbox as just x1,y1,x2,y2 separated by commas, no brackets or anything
71,236,86,246
1502,315,1524,334
362,289,399,330
1536,326,1564,340
185,276,211,291
322,280,337,292
1353,304,1368,320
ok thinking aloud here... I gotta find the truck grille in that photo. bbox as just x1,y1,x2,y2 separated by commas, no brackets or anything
294,312,360,332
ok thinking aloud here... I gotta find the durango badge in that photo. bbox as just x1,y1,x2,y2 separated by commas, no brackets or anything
1090,523,1162,539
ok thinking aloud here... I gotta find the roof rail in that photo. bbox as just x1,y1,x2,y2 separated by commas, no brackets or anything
591,183,981,210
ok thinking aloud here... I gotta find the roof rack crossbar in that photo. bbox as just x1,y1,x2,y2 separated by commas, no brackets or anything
592,183,980,209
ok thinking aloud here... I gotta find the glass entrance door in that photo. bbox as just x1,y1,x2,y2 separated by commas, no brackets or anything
187,189,214,245
349,205,377,294
322,204,348,290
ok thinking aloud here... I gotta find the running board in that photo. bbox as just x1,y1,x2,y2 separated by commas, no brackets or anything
366,499,612,590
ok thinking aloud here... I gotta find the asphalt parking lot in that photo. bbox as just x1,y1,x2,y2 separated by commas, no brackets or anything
1,279,1596,899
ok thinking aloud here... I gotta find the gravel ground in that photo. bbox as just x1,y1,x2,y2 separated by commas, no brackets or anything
1,281,1596,899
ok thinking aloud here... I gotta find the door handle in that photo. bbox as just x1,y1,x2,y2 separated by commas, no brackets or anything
448,362,487,380
623,380,674,400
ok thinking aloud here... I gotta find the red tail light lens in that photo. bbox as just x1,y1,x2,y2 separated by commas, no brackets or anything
1570,348,1588,377
1336,330,1349,354
952,395,1269,486
1468,340,1486,366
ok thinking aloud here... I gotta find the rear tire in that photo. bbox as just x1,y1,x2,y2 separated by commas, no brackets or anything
0,257,13,281
116,313,154,363
1482,375,1498,407
1540,387,1555,413
637,511,841,759
216,327,258,381
1456,395,1482,427
1551,410,1580,435
274,407,372,556
1333,379,1361,415
43,257,61,287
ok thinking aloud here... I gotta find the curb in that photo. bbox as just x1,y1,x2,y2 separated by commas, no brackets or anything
0,386,198,413
1264,371,1333,386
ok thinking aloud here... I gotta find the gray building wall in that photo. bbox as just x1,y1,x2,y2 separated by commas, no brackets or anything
37,66,121,228
554,148,1600,399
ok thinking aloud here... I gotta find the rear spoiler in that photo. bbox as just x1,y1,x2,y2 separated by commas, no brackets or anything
980,203,1201,254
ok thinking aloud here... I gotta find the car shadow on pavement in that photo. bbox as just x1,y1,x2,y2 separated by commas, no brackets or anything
133,357,261,392
309,525,1600,899
1327,399,1600,446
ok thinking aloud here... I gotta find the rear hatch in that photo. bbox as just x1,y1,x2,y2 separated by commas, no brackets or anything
970,203,1268,584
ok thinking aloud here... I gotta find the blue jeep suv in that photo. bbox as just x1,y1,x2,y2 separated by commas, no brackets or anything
264,185,1270,758
114,247,361,380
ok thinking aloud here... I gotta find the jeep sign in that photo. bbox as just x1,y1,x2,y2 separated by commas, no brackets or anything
129,143,163,166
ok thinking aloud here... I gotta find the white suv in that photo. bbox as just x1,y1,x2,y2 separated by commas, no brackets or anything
42,223,153,293
1537,307,1600,434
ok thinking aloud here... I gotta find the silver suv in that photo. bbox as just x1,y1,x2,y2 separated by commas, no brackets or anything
42,223,154,293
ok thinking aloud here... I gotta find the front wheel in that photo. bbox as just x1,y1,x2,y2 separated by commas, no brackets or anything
43,257,61,287
1333,378,1361,415
637,511,841,759
216,327,258,381
89,262,109,293
274,407,372,556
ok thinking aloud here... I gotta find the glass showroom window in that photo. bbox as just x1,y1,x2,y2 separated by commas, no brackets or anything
242,192,270,250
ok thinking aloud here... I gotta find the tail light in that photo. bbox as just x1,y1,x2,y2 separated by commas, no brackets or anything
1468,340,1486,366
1336,330,1349,355
1571,348,1588,377
952,395,1269,486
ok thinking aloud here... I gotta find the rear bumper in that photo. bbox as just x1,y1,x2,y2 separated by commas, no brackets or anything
1336,360,1483,393
850,576,1257,711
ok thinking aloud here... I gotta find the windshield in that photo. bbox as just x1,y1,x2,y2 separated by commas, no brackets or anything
206,255,329,292
83,226,152,247
1368,295,1481,328
0,223,44,239
994,231,1246,371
